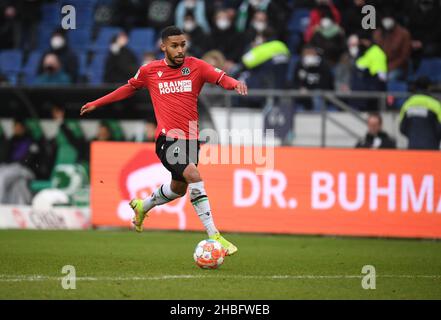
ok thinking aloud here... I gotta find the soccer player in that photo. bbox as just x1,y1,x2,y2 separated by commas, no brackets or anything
80,26,247,256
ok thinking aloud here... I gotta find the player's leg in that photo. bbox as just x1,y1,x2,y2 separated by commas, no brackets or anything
183,163,238,256
130,179,186,232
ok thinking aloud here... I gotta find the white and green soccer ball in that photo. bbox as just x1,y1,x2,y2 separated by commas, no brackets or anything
193,239,225,269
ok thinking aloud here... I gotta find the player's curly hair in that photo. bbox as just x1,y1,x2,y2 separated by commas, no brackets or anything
160,26,184,41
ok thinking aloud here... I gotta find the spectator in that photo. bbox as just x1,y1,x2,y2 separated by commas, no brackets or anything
350,31,387,93
304,0,341,43
341,0,367,36
373,12,412,81
39,29,79,83
175,0,211,34
235,0,288,41
243,10,270,51
209,9,244,63
94,121,114,141
406,0,441,69
292,45,334,110
141,51,157,65
202,50,227,70
181,11,209,58
134,121,157,142
17,0,42,52
34,53,72,85
104,32,138,84
0,1,20,49
51,104,88,166
399,77,441,150
334,34,359,92
356,113,396,149
0,118,37,204
310,12,345,66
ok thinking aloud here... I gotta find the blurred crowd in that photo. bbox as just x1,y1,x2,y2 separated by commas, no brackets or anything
0,0,440,99
1,0,440,205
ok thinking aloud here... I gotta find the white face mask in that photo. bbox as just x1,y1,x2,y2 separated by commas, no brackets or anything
110,43,121,54
320,17,333,29
302,55,321,67
252,21,267,32
50,36,65,50
349,46,359,58
216,19,231,30
184,20,196,32
382,18,395,30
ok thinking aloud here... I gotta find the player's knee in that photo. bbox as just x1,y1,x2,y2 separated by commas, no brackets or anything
170,181,187,196
183,164,201,184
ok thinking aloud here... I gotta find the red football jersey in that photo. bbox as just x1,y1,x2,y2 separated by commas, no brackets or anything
128,57,226,139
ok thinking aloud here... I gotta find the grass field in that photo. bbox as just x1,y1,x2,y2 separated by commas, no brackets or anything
0,229,440,299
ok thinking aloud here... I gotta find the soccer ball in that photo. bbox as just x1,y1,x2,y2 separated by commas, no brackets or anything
193,239,225,269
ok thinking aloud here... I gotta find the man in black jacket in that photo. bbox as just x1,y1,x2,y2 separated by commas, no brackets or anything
356,113,396,149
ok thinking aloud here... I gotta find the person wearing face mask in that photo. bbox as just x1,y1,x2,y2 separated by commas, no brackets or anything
304,0,341,43
373,13,411,81
38,29,79,83
235,0,288,41
209,9,245,63
243,10,269,50
292,45,334,110
310,13,345,66
350,31,387,110
334,34,359,92
175,0,210,34
104,32,139,84
34,53,71,85
180,12,208,57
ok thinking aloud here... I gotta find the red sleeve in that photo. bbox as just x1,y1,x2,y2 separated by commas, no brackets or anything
218,74,239,90
199,59,225,84
87,84,137,108
87,65,149,108
128,64,149,89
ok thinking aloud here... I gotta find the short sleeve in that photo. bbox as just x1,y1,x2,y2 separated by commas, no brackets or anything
199,59,225,85
128,64,149,89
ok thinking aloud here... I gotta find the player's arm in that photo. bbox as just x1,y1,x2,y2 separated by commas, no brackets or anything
80,84,138,116
80,66,148,116
200,59,248,96
218,74,248,96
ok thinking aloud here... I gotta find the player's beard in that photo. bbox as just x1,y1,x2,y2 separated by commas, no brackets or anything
167,51,185,67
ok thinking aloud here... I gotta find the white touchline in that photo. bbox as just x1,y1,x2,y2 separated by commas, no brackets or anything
0,274,440,282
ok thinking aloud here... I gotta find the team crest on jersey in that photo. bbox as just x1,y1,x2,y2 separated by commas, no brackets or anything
181,67,190,76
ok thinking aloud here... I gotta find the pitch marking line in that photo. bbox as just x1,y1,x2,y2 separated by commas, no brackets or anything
0,274,440,282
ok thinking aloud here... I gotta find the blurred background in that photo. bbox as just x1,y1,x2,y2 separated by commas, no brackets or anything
0,0,440,212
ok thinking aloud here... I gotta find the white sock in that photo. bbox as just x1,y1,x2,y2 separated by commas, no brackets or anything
189,181,218,237
142,183,181,212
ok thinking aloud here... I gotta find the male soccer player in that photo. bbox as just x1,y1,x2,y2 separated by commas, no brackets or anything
80,26,247,255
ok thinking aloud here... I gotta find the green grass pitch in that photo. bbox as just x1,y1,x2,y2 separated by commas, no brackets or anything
0,230,440,299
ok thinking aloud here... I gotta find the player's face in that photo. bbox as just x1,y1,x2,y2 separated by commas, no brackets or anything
161,35,187,66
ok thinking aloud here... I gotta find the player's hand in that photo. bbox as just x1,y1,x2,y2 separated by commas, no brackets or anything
80,103,96,116
235,81,248,96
